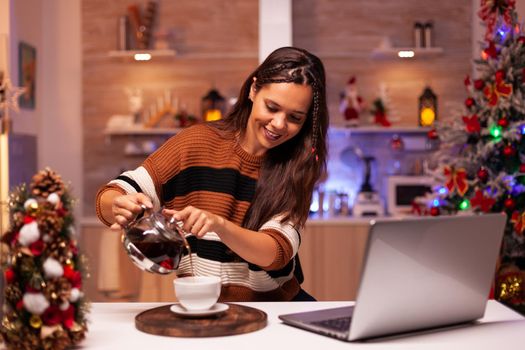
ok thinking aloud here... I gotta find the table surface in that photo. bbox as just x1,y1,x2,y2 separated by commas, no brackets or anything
76,300,525,350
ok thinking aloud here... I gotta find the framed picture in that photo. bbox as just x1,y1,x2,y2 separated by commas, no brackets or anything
18,42,36,109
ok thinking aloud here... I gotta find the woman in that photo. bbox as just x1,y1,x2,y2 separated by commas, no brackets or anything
96,46,329,301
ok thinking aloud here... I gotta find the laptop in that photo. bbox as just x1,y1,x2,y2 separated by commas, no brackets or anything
279,213,506,341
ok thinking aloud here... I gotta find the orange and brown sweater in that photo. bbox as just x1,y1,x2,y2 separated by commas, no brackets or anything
96,123,301,301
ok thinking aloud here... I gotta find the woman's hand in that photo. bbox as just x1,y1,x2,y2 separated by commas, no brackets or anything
163,206,225,238
110,193,153,230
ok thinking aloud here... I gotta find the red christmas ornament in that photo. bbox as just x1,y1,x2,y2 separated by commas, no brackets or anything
464,75,471,87
465,97,475,108
477,168,489,182
498,118,509,128
518,36,525,44
427,129,438,140
474,79,485,90
495,69,506,82
463,114,481,133
483,41,498,59
4,268,15,284
520,164,525,173
430,207,440,216
503,145,515,157
504,197,516,210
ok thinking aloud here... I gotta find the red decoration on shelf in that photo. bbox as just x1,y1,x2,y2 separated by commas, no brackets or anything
430,207,440,216
427,129,438,140
477,168,489,182
520,164,525,173
390,135,404,151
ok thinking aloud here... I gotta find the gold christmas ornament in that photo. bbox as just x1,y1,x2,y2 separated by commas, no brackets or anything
29,315,43,328
498,274,523,300
27,201,39,216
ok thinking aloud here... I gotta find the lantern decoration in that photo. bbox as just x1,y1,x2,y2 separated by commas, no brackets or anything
201,88,225,122
418,86,438,127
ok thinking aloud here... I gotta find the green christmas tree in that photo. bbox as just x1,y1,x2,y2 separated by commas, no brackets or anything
422,0,525,314
0,168,89,349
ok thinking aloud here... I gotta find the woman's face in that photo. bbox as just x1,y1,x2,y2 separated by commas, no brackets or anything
242,82,312,156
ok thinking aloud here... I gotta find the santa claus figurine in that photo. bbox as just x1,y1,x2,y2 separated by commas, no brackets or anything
339,76,365,126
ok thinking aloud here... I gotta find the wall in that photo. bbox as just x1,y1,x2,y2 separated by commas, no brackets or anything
5,0,83,220
82,0,259,216
293,0,472,126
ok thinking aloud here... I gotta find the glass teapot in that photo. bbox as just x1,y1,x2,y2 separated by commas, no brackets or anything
122,205,189,274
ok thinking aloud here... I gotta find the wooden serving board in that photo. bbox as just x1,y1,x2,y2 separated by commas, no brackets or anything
135,303,267,337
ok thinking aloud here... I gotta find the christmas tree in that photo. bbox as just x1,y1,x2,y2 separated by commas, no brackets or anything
0,168,89,349
423,0,525,314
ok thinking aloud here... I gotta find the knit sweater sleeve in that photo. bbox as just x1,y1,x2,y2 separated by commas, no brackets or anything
259,215,301,271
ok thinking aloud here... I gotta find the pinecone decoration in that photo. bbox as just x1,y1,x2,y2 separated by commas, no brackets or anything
30,168,65,198
47,238,72,263
4,285,22,305
37,209,64,235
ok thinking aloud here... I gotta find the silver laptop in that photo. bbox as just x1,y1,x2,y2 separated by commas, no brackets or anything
279,213,506,341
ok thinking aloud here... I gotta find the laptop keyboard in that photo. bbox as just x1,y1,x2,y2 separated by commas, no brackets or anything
310,316,352,332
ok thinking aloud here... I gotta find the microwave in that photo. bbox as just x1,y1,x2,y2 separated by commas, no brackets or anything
387,175,434,216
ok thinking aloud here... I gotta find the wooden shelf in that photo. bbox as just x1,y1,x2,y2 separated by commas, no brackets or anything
329,125,431,134
107,50,258,60
104,127,181,136
108,49,177,60
371,47,444,59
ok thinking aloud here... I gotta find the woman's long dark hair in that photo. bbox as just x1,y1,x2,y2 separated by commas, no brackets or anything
213,47,328,230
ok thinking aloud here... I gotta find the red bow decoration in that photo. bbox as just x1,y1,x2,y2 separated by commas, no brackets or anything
478,0,516,41
444,166,469,196
483,71,513,106
462,114,481,133
510,211,525,236
470,189,495,213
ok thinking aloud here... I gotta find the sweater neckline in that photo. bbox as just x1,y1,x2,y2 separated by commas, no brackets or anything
234,140,264,166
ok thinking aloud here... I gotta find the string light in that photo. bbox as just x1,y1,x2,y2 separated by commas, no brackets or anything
437,186,448,195
489,124,502,139
459,199,470,210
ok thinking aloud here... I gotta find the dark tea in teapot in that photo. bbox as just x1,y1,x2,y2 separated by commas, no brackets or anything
122,209,190,274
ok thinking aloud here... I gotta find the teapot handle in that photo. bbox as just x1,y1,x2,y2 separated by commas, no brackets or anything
125,204,150,229
168,215,191,249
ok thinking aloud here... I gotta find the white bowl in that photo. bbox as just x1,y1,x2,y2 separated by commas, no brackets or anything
173,276,221,311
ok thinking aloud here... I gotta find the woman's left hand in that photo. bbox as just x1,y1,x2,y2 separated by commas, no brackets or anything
162,206,225,238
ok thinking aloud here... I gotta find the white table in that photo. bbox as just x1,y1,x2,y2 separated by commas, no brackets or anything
80,301,525,350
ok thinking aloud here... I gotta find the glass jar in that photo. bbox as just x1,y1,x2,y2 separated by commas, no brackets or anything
122,206,187,274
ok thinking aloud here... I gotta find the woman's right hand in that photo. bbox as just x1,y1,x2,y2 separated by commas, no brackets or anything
110,193,153,231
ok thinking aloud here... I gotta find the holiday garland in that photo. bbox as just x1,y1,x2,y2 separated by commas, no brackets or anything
0,168,89,350
421,0,524,313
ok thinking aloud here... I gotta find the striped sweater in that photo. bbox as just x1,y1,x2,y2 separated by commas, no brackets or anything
96,123,301,301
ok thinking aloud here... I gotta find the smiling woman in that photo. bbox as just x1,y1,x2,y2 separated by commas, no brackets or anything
95,47,329,302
